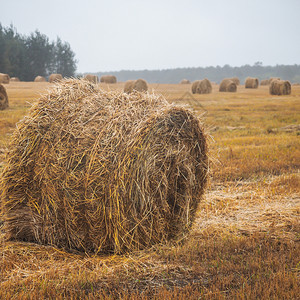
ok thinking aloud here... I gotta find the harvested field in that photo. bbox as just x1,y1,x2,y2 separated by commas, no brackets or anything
0,81,299,299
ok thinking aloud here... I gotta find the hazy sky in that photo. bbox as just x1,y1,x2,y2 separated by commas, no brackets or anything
2,0,300,73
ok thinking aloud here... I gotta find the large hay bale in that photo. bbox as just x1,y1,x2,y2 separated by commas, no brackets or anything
195,79,212,94
100,75,117,84
230,77,240,85
191,80,201,94
0,83,9,110
269,80,291,95
84,74,99,84
49,74,63,83
0,73,10,84
269,77,280,84
260,79,269,86
245,77,259,88
0,79,208,254
10,77,20,82
124,79,148,94
219,79,237,92
34,76,47,82
180,79,190,84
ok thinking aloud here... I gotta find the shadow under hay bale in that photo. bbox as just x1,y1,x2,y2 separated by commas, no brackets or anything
269,80,291,95
219,79,237,92
124,79,148,93
0,79,208,254
0,84,9,110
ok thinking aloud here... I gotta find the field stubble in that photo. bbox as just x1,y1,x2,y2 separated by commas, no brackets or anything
0,81,299,299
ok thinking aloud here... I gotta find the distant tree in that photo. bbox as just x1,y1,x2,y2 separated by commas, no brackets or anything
53,37,77,77
23,30,53,80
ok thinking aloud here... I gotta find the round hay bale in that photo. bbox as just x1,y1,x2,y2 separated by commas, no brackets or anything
269,77,280,84
10,77,20,82
180,79,190,84
124,79,148,93
34,76,47,82
196,79,212,94
124,80,135,94
100,75,117,84
219,79,237,92
0,83,9,110
191,80,201,94
49,74,63,83
245,77,259,88
269,80,291,95
260,79,269,86
230,77,240,85
0,78,208,254
0,73,10,84
84,74,99,84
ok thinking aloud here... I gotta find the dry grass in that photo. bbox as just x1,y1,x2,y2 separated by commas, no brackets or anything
0,81,299,299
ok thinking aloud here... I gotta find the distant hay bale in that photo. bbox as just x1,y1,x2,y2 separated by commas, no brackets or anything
191,80,201,94
260,79,269,86
219,79,237,92
0,83,9,110
195,79,212,94
10,77,20,82
245,77,259,88
49,74,63,83
269,80,291,95
0,78,208,254
124,79,148,93
100,75,117,84
230,77,240,85
269,77,280,84
0,73,10,84
84,74,98,84
34,76,47,82
180,79,190,84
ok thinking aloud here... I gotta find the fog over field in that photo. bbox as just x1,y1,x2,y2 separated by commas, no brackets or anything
2,0,300,73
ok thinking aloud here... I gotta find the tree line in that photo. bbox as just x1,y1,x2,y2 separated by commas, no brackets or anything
95,62,300,84
0,24,77,81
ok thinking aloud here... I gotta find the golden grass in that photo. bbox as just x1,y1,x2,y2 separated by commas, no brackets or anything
0,81,299,299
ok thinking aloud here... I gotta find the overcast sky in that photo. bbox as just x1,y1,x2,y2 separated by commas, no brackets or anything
2,0,300,73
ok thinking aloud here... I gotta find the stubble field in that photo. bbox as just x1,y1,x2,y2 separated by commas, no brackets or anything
0,81,299,299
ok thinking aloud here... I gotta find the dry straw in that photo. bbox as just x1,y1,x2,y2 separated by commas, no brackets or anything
0,78,208,254
84,74,99,84
0,73,10,84
100,75,117,84
245,77,259,88
219,79,237,92
0,83,9,110
269,79,291,95
34,76,47,82
49,74,63,83
124,79,148,93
